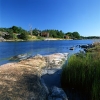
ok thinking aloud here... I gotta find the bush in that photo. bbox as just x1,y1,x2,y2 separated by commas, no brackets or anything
37,36,44,40
19,32,29,40
61,52,100,100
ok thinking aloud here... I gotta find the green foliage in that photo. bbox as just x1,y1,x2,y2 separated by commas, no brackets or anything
42,29,64,38
37,36,44,40
61,52,100,100
32,28,40,36
65,32,72,38
65,32,80,39
73,32,80,39
0,26,26,34
0,26,82,40
11,26,26,34
82,36,100,39
3,29,13,39
0,26,28,40
0,28,8,32
11,26,19,33
19,32,29,40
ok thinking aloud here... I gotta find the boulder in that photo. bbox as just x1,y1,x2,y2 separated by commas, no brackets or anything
9,53,32,61
69,47,75,50
44,53,68,69
41,53,68,75
48,86,68,100
81,44,94,49
0,37,5,41
80,45,88,48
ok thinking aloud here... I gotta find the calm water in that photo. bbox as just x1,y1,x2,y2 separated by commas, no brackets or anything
0,40,93,65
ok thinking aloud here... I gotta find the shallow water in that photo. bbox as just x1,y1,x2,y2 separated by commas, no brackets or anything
41,69,62,88
0,40,93,65
42,65,90,100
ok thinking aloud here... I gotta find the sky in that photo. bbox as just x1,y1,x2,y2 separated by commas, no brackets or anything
0,0,100,36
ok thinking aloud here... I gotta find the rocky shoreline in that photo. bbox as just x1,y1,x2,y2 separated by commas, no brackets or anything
0,53,68,100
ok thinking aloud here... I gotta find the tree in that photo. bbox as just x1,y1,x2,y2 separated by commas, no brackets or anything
11,26,19,33
20,32,29,40
49,30,57,38
32,28,40,36
4,29,14,39
65,32,73,39
65,32,80,39
41,29,64,38
72,32,80,39
11,26,27,34
57,30,64,38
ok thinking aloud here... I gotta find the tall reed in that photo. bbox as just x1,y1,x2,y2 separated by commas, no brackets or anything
61,52,100,100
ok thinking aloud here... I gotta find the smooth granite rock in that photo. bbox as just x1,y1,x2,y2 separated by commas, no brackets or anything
48,86,68,100
0,53,69,100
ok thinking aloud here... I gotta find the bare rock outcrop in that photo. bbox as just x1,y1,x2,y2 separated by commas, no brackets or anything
0,53,68,100
0,56,48,100
0,37,5,42
42,53,68,75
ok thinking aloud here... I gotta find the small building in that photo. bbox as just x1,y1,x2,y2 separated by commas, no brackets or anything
41,32,49,37
64,35,70,39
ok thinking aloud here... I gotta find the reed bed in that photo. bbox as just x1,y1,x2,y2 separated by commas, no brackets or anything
61,49,100,100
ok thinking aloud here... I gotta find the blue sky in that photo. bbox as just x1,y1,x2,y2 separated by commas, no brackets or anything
0,0,100,36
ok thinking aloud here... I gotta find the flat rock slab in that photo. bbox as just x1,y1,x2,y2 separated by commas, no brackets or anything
0,53,69,100
0,57,47,100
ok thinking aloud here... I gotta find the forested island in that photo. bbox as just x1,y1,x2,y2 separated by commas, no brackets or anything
0,26,100,41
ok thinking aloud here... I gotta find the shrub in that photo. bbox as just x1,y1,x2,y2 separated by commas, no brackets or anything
19,32,29,40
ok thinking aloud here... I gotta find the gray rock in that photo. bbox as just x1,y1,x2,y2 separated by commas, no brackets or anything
9,53,32,61
48,86,68,100
41,69,48,75
35,54,43,58
40,78,49,94
47,69,59,74
44,53,68,69
0,37,5,41
41,68,61,75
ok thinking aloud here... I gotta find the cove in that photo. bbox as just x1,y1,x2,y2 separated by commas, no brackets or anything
0,40,93,65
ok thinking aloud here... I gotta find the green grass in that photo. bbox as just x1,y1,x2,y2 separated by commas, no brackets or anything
61,51,100,100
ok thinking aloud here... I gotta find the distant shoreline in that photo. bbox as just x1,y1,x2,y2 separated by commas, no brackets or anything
0,38,74,42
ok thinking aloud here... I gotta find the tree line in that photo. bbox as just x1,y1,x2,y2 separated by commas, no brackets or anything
81,36,100,39
0,26,99,40
0,26,29,40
